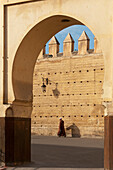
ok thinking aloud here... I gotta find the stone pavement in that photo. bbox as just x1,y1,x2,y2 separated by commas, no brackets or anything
3,136,104,170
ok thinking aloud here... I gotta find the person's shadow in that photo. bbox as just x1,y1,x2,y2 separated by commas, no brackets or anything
66,123,81,137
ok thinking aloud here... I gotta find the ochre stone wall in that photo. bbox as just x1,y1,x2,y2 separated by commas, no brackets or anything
31,32,104,137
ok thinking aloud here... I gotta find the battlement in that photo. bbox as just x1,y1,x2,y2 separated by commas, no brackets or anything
38,31,101,60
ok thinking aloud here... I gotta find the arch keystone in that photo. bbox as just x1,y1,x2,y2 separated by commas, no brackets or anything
78,31,90,55
63,33,74,56
49,36,59,57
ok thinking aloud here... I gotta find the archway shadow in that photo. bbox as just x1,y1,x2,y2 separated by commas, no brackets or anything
66,123,81,137
13,143,104,169
31,144,104,168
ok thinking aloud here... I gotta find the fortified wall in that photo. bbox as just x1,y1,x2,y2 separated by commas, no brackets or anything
31,31,104,138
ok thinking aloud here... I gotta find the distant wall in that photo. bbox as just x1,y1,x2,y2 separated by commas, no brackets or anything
31,32,104,138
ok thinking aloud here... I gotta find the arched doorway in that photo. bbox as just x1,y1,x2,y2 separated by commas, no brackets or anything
11,15,105,165
30,26,104,168
0,1,112,167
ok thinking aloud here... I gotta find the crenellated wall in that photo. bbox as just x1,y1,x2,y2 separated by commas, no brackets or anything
31,31,104,138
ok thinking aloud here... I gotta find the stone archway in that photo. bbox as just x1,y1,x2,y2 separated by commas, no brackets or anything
12,15,82,104
0,0,113,169
11,15,108,169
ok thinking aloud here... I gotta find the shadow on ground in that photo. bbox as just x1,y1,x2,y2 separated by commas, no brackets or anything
13,143,103,169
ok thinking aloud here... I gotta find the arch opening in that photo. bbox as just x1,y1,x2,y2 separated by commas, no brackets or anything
31,25,104,168
32,24,104,139
12,14,103,122
12,15,85,103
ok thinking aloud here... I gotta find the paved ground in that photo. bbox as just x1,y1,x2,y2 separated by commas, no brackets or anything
2,136,104,170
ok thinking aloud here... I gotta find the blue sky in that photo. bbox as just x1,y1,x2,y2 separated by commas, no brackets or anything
46,25,95,53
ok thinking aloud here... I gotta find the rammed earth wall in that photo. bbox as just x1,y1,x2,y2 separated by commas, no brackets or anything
31,32,104,138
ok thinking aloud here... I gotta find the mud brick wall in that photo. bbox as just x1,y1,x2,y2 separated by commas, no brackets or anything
31,32,104,137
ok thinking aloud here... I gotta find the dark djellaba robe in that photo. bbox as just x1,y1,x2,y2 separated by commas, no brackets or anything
57,120,66,137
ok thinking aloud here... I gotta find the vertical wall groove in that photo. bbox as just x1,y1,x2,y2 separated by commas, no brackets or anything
3,6,8,104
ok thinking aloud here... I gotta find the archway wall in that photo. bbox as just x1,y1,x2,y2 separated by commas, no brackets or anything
0,0,113,116
0,0,113,166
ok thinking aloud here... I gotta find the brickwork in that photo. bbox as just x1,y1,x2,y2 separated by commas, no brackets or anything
31,32,104,137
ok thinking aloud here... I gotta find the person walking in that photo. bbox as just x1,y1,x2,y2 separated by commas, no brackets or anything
57,117,66,137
